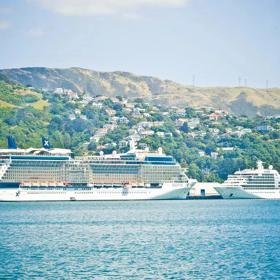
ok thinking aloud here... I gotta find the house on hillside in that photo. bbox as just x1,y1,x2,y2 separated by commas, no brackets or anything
188,118,200,129
209,112,222,121
255,125,274,133
175,118,188,128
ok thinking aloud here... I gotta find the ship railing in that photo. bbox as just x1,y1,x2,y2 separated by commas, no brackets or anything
19,181,67,187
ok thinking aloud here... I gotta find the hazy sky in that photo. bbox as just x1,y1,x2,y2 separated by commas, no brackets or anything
0,0,279,87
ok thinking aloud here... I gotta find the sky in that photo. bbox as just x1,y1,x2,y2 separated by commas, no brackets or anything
0,0,279,87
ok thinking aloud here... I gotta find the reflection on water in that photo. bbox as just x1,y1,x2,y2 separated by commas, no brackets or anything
0,200,280,279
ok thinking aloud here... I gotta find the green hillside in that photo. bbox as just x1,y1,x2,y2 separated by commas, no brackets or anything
0,80,107,153
0,81,49,148
0,79,279,182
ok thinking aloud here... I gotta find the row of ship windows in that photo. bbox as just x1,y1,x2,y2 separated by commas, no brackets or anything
248,177,275,180
9,172,63,175
11,165,63,167
248,192,274,194
91,168,179,173
73,191,150,194
246,183,276,186
230,177,275,180
23,188,74,190
245,187,278,189
91,171,179,175
230,178,274,182
92,175,175,177
248,178,274,182
6,170,178,177
93,173,177,177
5,177,63,181
27,192,66,194
25,191,151,194
6,174,62,176
6,171,178,176
6,176,176,181
6,173,62,176
8,170,62,173
22,186,155,189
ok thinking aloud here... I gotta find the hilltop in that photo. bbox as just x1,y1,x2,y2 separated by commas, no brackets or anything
1,67,280,117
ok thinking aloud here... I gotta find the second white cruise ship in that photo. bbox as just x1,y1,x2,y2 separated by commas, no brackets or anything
214,161,280,199
0,137,194,201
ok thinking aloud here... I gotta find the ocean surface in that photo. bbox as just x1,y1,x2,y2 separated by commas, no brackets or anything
0,200,280,280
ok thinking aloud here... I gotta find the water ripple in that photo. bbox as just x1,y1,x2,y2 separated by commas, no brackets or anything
0,200,280,279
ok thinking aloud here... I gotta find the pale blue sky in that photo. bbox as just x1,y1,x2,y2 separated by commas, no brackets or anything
0,0,279,87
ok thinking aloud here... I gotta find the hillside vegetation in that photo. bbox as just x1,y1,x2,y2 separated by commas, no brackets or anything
1,67,280,117
0,79,279,182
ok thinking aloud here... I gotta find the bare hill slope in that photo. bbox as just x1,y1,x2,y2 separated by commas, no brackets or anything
1,67,279,116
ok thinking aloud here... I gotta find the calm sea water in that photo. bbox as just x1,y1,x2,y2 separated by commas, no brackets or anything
0,200,280,279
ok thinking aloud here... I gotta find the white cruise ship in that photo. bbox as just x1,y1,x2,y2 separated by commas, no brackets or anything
0,137,194,201
214,161,280,199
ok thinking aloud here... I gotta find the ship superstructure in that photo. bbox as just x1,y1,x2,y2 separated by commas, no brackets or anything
0,137,193,201
214,161,280,199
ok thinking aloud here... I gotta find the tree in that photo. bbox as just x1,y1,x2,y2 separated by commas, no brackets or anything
88,141,97,151
188,163,202,181
185,107,196,118
63,133,71,148
205,145,215,155
112,103,122,112
180,122,189,133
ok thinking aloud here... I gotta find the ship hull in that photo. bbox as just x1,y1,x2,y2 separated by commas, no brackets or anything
214,186,280,199
0,184,190,201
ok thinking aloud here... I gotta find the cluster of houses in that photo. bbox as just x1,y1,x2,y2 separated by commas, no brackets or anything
53,88,79,100
47,87,279,156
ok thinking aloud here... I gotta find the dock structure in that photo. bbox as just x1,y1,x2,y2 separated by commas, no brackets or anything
187,182,222,199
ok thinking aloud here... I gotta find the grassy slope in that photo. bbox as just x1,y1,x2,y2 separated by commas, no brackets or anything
0,81,50,148
32,99,49,110
0,67,280,115
0,100,16,109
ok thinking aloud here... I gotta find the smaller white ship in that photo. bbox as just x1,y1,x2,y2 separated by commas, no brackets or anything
214,161,280,199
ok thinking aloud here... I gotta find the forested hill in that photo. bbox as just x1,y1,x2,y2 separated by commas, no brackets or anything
0,78,279,182
1,67,280,117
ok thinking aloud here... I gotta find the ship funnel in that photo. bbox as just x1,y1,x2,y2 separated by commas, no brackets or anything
42,137,51,149
7,135,17,149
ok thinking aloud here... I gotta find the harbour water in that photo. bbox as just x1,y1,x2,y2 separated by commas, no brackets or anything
0,200,280,279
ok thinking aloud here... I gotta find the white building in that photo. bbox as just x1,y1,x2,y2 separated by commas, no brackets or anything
211,152,219,159
198,151,205,157
189,118,200,129
118,117,129,124
156,132,165,137
140,130,155,136
119,140,128,148
175,118,188,128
